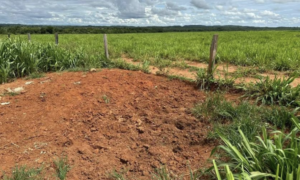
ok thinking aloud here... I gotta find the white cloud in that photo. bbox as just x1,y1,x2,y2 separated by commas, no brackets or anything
0,0,299,27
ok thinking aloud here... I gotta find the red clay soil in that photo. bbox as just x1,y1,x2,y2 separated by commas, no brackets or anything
0,69,214,180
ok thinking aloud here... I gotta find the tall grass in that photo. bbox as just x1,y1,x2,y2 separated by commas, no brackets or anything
0,38,111,83
213,118,300,180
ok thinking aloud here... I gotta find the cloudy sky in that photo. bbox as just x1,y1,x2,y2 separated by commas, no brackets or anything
0,0,299,27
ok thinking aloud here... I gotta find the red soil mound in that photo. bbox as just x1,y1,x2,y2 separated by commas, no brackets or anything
0,69,213,179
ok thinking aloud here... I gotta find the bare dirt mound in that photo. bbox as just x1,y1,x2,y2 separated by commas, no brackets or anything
0,69,213,179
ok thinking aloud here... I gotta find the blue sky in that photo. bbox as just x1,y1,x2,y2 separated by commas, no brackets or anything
0,0,299,27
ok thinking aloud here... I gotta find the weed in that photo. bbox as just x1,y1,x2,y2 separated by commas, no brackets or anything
188,66,202,72
231,68,258,78
3,166,43,180
195,68,235,90
67,67,90,72
53,157,71,180
240,76,300,106
113,59,141,71
141,60,150,73
26,72,45,79
152,166,182,180
109,170,127,180
193,94,300,146
3,92,20,97
261,106,299,129
102,95,110,104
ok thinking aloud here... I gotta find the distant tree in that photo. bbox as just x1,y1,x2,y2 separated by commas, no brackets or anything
46,26,54,34
41,27,47,34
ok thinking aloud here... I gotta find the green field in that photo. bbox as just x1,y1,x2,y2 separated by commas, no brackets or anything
1,31,300,71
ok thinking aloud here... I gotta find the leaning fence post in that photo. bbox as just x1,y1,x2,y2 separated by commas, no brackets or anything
28,33,31,42
55,33,59,45
104,34,109,59
207,34,219,78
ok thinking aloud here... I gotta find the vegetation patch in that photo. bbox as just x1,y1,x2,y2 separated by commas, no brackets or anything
195,68,235,90
193,94,299,144
239,76,300,107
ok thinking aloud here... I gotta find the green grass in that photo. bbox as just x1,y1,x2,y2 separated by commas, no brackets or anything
3,92,20,97
193,94,299,145
230,67,259,78
195,68,235,90
239,76,300,107
0,38,111,83
213,120,300,180
54,157,71,180
1,31,300,72
1,157,71,180
2,166,43,180
193,94,300,179
26,72,45,79
102,95,110,104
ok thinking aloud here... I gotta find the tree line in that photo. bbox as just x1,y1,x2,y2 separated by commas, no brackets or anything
0,24,299,34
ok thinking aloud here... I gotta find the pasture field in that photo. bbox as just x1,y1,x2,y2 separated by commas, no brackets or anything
1,31,300,180
1,31,300,71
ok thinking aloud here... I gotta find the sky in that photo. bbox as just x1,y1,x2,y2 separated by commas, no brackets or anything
0,0,299,27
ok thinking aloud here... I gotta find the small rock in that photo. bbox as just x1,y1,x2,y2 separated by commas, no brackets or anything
74,82,81,85
25,81,34,85
142,170,150,176
90,68,97,72
1,102,10,106
40,79,51,84
90,127,97,132
136,119,143,126
137,127,145,133
36,158,44,164
4,88,13,93
13,87,24,93
143,144,150,149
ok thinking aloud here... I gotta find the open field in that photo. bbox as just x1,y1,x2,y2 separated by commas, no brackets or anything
1,32,300,179
1,31,300,71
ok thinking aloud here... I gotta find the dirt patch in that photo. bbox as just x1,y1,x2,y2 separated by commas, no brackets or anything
0,70,214,179
121,56,300,87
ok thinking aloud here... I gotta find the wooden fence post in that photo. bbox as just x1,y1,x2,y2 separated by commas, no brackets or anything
207,34,219,78
104,34,109,59
28,33,31,42
55,33,59,45
8,34,10,38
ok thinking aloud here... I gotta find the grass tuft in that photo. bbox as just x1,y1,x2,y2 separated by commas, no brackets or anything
3,166,43,180
239,76,300,107
53,157,71,180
